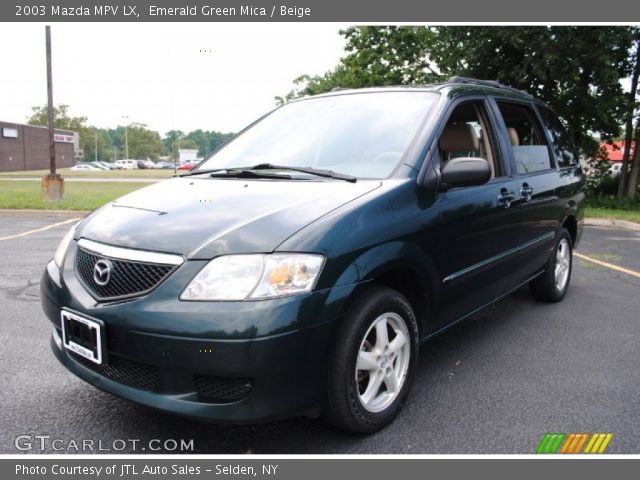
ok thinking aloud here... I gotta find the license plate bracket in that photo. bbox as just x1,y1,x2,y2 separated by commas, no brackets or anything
60,310,105,364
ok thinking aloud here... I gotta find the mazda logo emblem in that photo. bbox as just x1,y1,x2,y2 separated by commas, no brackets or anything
93,259,113,286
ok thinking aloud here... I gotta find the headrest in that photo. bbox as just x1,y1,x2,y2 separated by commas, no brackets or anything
439,124,479,152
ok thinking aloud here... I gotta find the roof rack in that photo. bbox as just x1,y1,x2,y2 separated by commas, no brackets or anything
447,76,533,98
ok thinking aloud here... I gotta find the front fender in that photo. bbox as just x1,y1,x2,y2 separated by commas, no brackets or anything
328,241,442,336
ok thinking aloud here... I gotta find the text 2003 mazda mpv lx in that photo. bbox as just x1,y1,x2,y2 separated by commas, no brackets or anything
42,78,584,433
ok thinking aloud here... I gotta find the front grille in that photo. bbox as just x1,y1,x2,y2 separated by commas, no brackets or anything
194,375,253,403
70,352,160,391
76,247,176,300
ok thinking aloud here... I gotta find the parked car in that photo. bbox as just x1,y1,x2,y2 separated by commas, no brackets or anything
114,159,138,170
176,162,195,171
94,161,119,170
155,162,176,170
74,162,109,170
42,78,584,433
70,164,102,171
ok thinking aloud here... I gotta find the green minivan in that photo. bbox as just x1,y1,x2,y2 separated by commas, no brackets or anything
41,78,584,433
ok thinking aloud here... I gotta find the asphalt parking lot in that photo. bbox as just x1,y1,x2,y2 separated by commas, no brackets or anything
0,212,638,454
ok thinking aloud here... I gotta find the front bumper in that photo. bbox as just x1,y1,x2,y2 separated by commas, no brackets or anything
41,247,358,423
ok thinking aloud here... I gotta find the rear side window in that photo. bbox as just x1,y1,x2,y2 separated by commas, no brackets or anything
537,105,578,168
497,101,552,174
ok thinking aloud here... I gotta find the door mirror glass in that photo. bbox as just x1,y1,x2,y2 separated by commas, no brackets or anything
441,157,491,188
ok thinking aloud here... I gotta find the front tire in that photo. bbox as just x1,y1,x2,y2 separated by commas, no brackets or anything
324,286,419,434
529,228,573,302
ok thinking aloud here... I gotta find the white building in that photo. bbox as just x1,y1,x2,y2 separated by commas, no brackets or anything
178,149,199,163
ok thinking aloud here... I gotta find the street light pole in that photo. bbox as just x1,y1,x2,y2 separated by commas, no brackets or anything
94,130,98,162
122,115,129,159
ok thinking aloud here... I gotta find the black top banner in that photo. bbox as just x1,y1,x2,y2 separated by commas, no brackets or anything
3,0,640,22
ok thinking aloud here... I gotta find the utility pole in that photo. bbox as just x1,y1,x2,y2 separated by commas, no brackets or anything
94,130,98,162
42,25,63,202
46,26,55,175
122,115,129,159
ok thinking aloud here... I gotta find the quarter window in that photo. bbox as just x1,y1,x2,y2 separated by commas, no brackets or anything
538,106,578,168
497,102,552,174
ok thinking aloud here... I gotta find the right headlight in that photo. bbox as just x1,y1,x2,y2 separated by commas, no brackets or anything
53,223,78,269
180,253,325,301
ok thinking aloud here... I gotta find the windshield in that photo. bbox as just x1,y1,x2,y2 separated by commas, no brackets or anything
196,92,438,179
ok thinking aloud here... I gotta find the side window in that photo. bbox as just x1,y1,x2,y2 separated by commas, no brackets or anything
439,100,501,178
496,101,552,174
537,105,578,168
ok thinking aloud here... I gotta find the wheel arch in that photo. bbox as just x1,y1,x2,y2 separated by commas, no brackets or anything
333,245,441,339
562,215,578,246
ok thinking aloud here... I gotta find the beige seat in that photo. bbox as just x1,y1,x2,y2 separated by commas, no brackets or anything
507,127,520,146
439,124,479,155
439,123,495,178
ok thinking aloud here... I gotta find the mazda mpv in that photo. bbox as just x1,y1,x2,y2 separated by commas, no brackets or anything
41,77,584,433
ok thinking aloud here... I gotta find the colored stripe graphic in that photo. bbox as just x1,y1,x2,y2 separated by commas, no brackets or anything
558,433,589,454
560,433,577,454
538,433,613,454
584,433,614,454
536,433,565,453
573,433,590,453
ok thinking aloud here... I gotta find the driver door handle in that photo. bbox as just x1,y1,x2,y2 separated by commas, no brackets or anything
521,183,534,202
498,188,517,208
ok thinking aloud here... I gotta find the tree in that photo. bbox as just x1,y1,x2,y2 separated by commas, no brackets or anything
626,119,640,201
163,130,184,160
615,33,640,200
283,26,637,156
27,104,87,131
124,123,164,160
184,129,234,156
178,138,199,150
163,129,235,159
28,104,92,157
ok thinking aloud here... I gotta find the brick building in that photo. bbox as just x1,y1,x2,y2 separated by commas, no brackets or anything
0,120,76,172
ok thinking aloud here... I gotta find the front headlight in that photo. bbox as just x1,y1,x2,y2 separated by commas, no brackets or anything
53,223,78,268
180,253,325,301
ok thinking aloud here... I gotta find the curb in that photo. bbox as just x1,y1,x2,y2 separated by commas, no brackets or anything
584,217,640,232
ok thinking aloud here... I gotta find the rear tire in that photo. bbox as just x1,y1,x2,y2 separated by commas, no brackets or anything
529,228,573,302
324,286,419,434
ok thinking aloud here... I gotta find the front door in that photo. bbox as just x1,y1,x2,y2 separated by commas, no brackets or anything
430,99,522,328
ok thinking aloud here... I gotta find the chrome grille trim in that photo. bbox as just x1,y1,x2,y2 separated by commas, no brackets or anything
77,238,184,266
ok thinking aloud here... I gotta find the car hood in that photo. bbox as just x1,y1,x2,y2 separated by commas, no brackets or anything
76,177,381,259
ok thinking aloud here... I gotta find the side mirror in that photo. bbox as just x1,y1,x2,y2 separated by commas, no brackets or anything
440,157,491,189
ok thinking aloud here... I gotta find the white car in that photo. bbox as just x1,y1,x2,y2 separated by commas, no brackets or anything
70,164,102,171
115,159,138,170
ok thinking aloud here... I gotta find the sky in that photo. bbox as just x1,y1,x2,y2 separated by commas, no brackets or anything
0,23,348,135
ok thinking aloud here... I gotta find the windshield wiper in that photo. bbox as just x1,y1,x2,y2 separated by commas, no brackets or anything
209,170,292,180
177,168,226,177
180,164,357,183
247,163,357,183
178,168,292,180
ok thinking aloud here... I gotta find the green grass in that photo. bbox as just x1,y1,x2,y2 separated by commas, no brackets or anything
585,207,640,224
0,180,149,211
0,168,174,179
